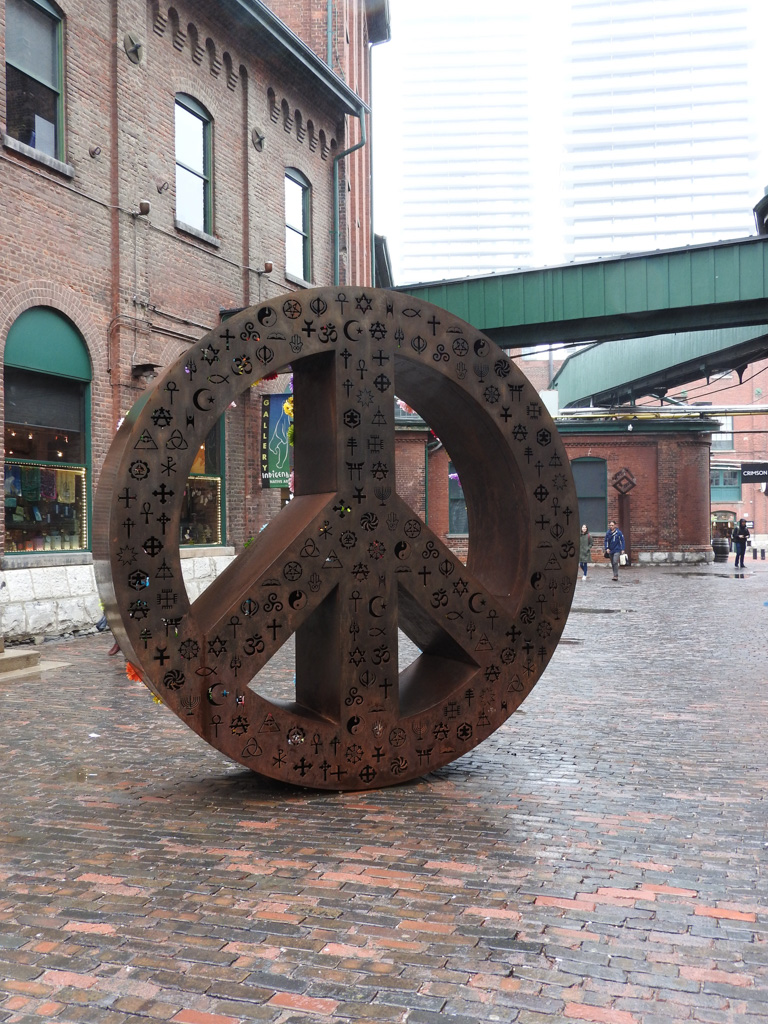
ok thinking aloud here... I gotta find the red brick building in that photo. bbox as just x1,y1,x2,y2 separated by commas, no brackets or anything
0,0,388,638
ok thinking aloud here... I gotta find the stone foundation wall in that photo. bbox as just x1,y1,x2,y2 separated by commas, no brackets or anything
636,549,715,565
0,551,235,643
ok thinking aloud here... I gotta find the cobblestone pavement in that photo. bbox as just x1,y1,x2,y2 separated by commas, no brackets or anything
1,558,767,1024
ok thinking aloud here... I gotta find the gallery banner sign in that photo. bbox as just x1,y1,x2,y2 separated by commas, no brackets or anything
741,463,768,482
261,394,292,488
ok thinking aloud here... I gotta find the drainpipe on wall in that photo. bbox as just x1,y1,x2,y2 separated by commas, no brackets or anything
333,106,367,286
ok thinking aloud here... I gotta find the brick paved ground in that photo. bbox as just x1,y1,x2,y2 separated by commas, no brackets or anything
1,558,767,1024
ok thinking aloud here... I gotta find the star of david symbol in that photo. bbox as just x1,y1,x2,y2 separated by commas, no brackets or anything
355,293,373,313
200,345,219,366
208,635,227,657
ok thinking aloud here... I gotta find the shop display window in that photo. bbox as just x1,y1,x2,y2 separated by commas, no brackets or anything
180,421,223,545
4,369,87,552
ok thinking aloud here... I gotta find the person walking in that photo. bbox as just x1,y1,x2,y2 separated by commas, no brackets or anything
732,518,750,568
579,524,592,580
604,520,625,581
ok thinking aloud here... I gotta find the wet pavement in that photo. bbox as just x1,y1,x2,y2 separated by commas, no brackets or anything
0,558,767,1024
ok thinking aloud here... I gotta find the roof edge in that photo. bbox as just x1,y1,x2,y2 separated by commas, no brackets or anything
223,0,370,115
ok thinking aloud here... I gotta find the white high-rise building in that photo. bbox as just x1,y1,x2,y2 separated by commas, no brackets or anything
372,0,768,283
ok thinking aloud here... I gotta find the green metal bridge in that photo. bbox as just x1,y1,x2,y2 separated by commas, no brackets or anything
400,235,768,408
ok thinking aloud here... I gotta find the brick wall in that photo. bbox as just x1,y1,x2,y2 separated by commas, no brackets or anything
0,0,373,551
0,0,375,636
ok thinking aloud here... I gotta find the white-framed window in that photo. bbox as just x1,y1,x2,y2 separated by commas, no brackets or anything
5,0,63,159
175,94,212,234
285,169,311,281
711,415,734,451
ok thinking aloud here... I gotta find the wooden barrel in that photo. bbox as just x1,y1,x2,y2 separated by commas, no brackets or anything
712,537,729,562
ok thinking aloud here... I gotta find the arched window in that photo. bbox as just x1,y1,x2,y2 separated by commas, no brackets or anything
4,307,91,553
285,169,311,282
175,94,212,235
571,456,607,533
5,0,63,160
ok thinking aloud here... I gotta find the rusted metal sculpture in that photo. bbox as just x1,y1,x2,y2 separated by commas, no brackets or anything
95,288,578,790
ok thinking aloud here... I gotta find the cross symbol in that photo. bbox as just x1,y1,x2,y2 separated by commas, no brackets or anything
118,488,137,507
122,517,135,536
340,348,352,367
267,619,281,642
418,566,432,587
220,328,235,349
373,349,389,366
427,315,440,335
293,757,313,776
152,484,174,504
379,677,392,698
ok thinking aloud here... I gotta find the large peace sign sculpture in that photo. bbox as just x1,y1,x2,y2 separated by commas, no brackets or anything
95,287,578,790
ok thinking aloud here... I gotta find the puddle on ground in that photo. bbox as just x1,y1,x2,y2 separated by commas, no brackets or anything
572,607,634,614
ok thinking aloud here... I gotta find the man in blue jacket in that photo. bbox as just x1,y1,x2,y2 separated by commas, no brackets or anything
604,521,626,581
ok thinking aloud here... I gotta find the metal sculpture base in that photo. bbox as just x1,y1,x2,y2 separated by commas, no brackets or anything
95,288,578,790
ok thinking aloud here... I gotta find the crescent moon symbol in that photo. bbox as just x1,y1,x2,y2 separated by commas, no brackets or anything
468,592,486,614
207,681,227,706
193,388,213,411
369,596,386,617
343,319,361,341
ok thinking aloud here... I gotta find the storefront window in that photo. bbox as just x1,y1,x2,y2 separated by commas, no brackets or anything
4,368,87,552
180,420,223,545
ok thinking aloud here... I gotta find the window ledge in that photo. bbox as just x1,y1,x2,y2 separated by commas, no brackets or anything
2,551,92,570
179,546,235,558
285,271,313,289
174,219,220,247
2,134,74,176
